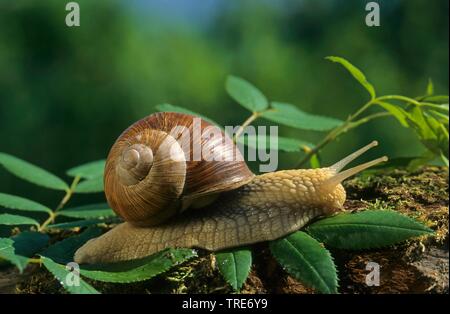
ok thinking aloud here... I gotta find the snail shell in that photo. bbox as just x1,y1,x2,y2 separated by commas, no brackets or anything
104,112,254,226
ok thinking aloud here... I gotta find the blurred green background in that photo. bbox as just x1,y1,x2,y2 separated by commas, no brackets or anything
0,0,448,207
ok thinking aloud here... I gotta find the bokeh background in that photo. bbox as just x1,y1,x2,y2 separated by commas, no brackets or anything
0,0,448,207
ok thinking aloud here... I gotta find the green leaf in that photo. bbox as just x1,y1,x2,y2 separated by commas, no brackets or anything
406,106,447,157
66,160,105,180
215,248,252,290
74,177,104,194
270,231,337,294
0,193,52,214
277,137,313,152
237,135,313,153
0,232,49,273
0,238,18,268
0,153,68,191
58,203,115,219
428,110,449,124
326,56,376,99
47,217,121,230
0,214,39,227
12,231,49,257
226,76,268,112
10,232,49,272
375,101,409,127
42,227,103,264
261,102,342,131
155,103,220,127
41,257,100,294
80,248,197,283
422,95,449,104
407,107,435,140
305,210,434,250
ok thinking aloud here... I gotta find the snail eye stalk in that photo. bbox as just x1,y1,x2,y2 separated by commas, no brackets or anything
329,140,379,173
323,141,388,189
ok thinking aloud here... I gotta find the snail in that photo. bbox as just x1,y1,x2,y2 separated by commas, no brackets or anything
74,112,387,264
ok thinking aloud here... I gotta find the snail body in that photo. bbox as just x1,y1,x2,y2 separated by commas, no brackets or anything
74,113,387,264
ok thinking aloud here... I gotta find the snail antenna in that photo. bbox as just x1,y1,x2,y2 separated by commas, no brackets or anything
329,140,379,173
323,141,388,189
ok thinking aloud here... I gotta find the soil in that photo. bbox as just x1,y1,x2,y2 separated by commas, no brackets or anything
1,166,448,294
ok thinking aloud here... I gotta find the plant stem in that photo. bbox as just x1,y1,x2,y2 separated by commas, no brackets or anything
28,258,42,264
377,95,449,112
349,99,374,120
233,111,262,142
295,99,385,168
377,95,422,106
55,176,80,213
38,176,81,232
295,125,341,168
346,112,392,131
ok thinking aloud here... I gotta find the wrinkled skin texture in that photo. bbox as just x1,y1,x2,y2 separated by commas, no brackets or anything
75,169,345,264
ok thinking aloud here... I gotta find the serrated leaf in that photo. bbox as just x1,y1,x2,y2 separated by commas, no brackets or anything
66,160,105,179
42,227,103,264
58,203,115,219
0,232,49,273
47,217,121,230
305,210,434,250
0,193,52,214
226,76,268,112
12,231,49,257
0,214,39,226
155,103,220,127
215,248,252,290
0,153,68,191
375,101,409,127
270,231,337,294
79,248,197,283
326,56,376,99
74,177,104,194
237,135,312,153
41,257,100,294
261,102,342,131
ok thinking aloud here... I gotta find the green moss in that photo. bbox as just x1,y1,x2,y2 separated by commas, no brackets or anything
344,166,448,245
